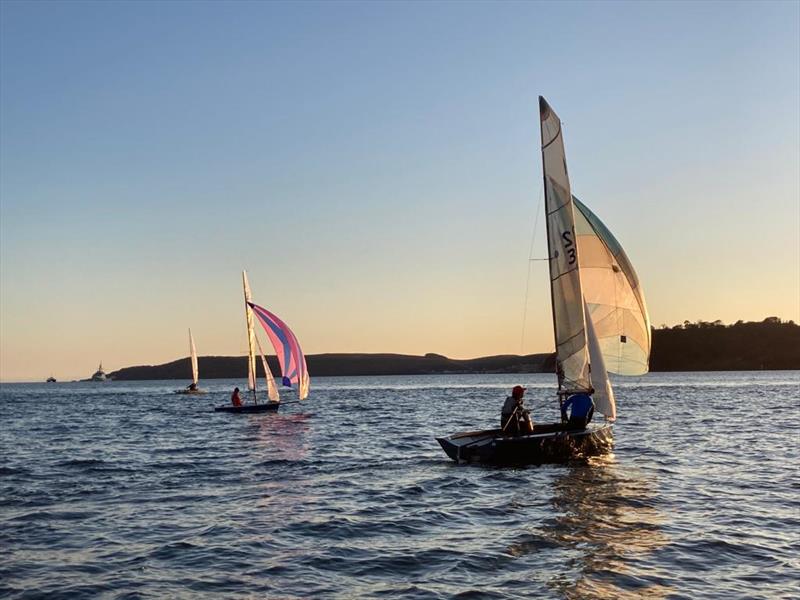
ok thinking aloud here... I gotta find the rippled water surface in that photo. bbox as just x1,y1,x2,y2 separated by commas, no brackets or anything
2,372,799,598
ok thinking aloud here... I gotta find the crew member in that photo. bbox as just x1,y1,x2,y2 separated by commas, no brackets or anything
231,387,243,407
501,385,533,435
561,390,595,429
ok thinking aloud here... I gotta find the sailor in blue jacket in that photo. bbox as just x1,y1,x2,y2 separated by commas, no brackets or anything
561,390,595,429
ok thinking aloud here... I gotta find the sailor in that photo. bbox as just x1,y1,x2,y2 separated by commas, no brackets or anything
561,390,595,429
501,385,533,435
231,387,243,407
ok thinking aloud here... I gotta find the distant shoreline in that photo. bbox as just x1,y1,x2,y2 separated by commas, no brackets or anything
106,319,800,380
10,319,799,382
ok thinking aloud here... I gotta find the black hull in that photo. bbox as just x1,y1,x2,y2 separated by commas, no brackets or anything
214,403,280,413
436,423,613,465
175,389,208,395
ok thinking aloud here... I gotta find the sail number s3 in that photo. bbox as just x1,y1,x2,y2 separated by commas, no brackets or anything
561,230,576,265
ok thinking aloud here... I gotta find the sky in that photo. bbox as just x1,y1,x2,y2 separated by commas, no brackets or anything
1,1,798,381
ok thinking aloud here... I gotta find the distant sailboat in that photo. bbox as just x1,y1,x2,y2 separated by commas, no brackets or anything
215,271,308,413
175,329,207,394
46,376,56,383
437,96,651,464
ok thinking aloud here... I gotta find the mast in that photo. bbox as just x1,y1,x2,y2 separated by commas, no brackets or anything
242,271,258,404
538,96,592,397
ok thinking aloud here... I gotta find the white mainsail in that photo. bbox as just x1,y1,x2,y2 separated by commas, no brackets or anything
189,328,199,386
573,197,651,375
539,96,591,393
242,270,258,399
255,334,280,403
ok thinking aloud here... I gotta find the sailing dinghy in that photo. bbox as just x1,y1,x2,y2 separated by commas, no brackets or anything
437,97,651,464
175,329,207,394
215,271,310,413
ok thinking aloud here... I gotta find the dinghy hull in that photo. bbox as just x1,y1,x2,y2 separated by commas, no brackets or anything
214,403,280,413
436,423,613,465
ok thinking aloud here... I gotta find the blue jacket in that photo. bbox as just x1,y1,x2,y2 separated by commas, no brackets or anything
562,393,594,419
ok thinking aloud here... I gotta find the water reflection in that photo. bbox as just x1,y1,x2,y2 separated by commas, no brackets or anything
543,455,670,599
249,412,311,462
245,412,313,513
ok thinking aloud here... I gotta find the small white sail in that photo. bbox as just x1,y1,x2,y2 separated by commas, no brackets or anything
189,329,199,386
298,370,310,401
242,271,257,396
584,300,616,420
539,96,591,392
255,334,280,403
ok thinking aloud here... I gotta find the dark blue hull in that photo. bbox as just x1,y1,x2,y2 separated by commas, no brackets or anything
436,423,613,465
214,403,280,413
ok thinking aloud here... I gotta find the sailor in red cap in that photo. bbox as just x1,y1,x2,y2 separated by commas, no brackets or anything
501,385,533,435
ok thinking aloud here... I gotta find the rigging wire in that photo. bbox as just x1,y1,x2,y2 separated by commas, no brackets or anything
520,184,544,354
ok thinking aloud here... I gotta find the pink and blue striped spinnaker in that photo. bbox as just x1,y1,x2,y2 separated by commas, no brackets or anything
248,302,308,388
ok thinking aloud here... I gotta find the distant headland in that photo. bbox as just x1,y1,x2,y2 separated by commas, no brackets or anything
107,318,799,380
109,353,556,381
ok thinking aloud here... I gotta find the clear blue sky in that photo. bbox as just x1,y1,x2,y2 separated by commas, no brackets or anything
1,1,798,380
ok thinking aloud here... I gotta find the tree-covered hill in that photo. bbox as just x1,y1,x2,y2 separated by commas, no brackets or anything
649,317,799,371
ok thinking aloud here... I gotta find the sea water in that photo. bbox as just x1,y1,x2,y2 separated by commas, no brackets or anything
1,372,798,599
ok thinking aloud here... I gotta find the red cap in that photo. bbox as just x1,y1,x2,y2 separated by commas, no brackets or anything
512,385,526,397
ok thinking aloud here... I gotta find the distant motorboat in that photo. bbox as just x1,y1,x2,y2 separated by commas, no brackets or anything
90,363,107,382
